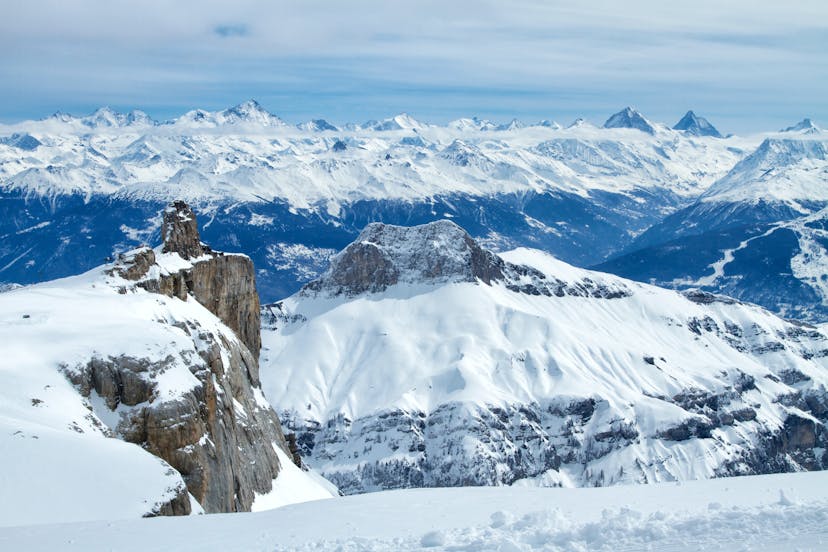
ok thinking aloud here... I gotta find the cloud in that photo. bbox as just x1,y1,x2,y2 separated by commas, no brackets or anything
213,24,249,39
0,0,825,132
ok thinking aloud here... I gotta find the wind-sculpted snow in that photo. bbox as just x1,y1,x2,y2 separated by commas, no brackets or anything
261,222,828,494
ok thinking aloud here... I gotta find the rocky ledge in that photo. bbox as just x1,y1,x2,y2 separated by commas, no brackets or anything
64,201,293,514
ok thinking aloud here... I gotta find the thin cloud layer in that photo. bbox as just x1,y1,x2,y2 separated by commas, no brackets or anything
1,0,825,132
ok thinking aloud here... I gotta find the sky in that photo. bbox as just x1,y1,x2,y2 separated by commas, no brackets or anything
1,0,826,133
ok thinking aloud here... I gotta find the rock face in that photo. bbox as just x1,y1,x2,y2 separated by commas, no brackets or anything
161,201,205,260
304,220,503,295
77,201,287,513
673,110,723,138
303,220,631,300
603,107,656,134
117,201,261,358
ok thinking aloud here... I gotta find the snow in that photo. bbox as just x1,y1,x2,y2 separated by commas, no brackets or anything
0,425,189,528
1,471,826,551
700,138,828,207
260,240,828,488
251,446,338,511
265,246,826,423
0,103,763,208
789,207,828,307
0,255,331,524
678,226,782,287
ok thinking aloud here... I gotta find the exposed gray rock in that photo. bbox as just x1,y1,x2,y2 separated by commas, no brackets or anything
302,220,630,299
161,201,204,260
111,203,262,359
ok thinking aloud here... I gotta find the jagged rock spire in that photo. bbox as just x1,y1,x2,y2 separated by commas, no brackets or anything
161,201,204,259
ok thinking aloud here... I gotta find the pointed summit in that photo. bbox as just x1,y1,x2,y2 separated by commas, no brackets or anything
496,119,524,131
83,107,124,128
161,201,205,260
603,107,655,134
781,118,821,134
673,111,722,138
220,100,286,126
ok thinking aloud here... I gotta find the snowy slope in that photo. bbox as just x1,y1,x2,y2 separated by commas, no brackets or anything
700,138,828,208
596,137,828,322
0,249,333,525
2,471,826,551
597,205,828,323
260,221,828,493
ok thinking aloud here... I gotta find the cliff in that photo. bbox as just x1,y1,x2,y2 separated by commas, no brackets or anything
74,201,288,513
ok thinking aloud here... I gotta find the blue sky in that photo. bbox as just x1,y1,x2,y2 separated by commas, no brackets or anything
1,0,826,133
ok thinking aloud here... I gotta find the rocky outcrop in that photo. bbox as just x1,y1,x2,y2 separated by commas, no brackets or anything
74,201,288,514
302,220,631,299
161,201,205,260
112,201,261,358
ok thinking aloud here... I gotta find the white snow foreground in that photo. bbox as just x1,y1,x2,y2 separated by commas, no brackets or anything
1,471,826,551
0,251,333,527
261,224,828,492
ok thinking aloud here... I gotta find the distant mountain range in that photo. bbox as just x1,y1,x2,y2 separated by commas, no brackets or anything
0,102,825,322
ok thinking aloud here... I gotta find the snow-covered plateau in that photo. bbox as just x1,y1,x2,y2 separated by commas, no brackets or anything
1,102,826,322
2,471,826,551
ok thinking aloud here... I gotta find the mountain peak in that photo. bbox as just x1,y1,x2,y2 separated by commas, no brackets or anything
298,119,339,132
302,220,505,295
534,119,562,129
368,113,424,131
301,220,633,300
448,117,497,131
673,110,722,138
781,118,821,134
603,107,655,134
161,200,205,259
496,119,524,131
221,99,285,126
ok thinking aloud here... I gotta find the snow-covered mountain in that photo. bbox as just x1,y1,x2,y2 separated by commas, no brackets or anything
0,202,334,526
260,220,828,494
598,137,828,321
0,103,751,304
603,107,657,134
673,110,723,138
1,102,825,324
781,118,821,135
